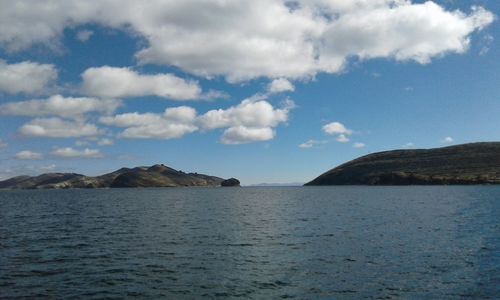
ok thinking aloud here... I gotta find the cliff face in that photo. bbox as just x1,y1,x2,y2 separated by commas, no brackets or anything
305,142,500,185
0,164,227,189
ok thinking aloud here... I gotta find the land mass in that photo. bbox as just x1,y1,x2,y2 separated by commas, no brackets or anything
0,164,237,189
305,142,500,185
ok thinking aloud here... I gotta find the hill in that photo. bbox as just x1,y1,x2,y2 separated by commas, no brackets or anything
305,142,500,185
0,164,229,189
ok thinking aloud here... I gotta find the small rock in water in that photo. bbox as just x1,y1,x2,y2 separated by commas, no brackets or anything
221,178,240,187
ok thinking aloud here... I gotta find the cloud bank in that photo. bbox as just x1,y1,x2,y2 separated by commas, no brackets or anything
0,1,493,81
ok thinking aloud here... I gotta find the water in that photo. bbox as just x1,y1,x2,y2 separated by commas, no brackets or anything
0,187,499,299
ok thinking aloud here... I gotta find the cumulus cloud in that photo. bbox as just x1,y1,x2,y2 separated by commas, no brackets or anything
76,29,93,42
221,126,274,145
198,96,294,144
268,78,295,94
0,1,493,81
0,95,120,119
353,142,365,148
101,97,293,143
441,136,454,144
100,107,198,139
81,66,212,100
322,121,354,143
198,96,293,130
403,142,415,148
51,147,103,159
15,150,43,160
0,138,7,149
0,60,57,94
19,118,103,138
323,122,352,135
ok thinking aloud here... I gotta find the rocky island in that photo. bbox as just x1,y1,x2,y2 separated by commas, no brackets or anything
0,164,235,189
221,178,241,187
305,142,500,185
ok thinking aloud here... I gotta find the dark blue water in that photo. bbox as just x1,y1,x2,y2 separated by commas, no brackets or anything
0,187,499,299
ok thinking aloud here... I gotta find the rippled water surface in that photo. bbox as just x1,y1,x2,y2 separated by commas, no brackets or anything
1,187,499,299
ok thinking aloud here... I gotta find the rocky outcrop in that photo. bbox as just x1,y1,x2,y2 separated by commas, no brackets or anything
221,178,241,187
0,164,230,189
305,142,500,185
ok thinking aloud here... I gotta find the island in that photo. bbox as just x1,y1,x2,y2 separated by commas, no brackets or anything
0,164,237,189
305,142,500,185
221,178,241,187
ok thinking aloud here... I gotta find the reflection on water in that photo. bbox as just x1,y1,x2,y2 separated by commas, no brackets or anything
0,186,499,299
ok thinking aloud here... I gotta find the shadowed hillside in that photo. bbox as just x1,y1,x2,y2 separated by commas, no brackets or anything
305,142,500,185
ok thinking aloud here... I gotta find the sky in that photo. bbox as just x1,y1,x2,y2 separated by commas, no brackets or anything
0,0,499,185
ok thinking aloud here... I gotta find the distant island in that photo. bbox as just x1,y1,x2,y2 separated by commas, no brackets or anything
306,142,500,185
0,164,240,189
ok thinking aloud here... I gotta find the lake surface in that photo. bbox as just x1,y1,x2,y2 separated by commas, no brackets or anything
0,187,499,299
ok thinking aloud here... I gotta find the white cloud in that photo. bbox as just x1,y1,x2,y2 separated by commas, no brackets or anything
0,139,7,149
198,96,292,130
268,78,295,94
51,147,103,159
0,60,57,95
81,66,210,100
199,96,294,144
97,138,114,146
15,150,43,160
100,112,163,128
299,139,328,149
323,122,352,135
0,95,120,119
0,1,493,81
100,107,198,139
353,142,365,148
120,123,197,140
76,29,93,42
441,136,454,144
336,134,350,143
101,97,293,143
403,142,415,148
19,118,103,138
221,126,274,145
164,106,198,124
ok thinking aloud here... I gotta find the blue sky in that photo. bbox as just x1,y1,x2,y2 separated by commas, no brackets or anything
0,0,498,184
